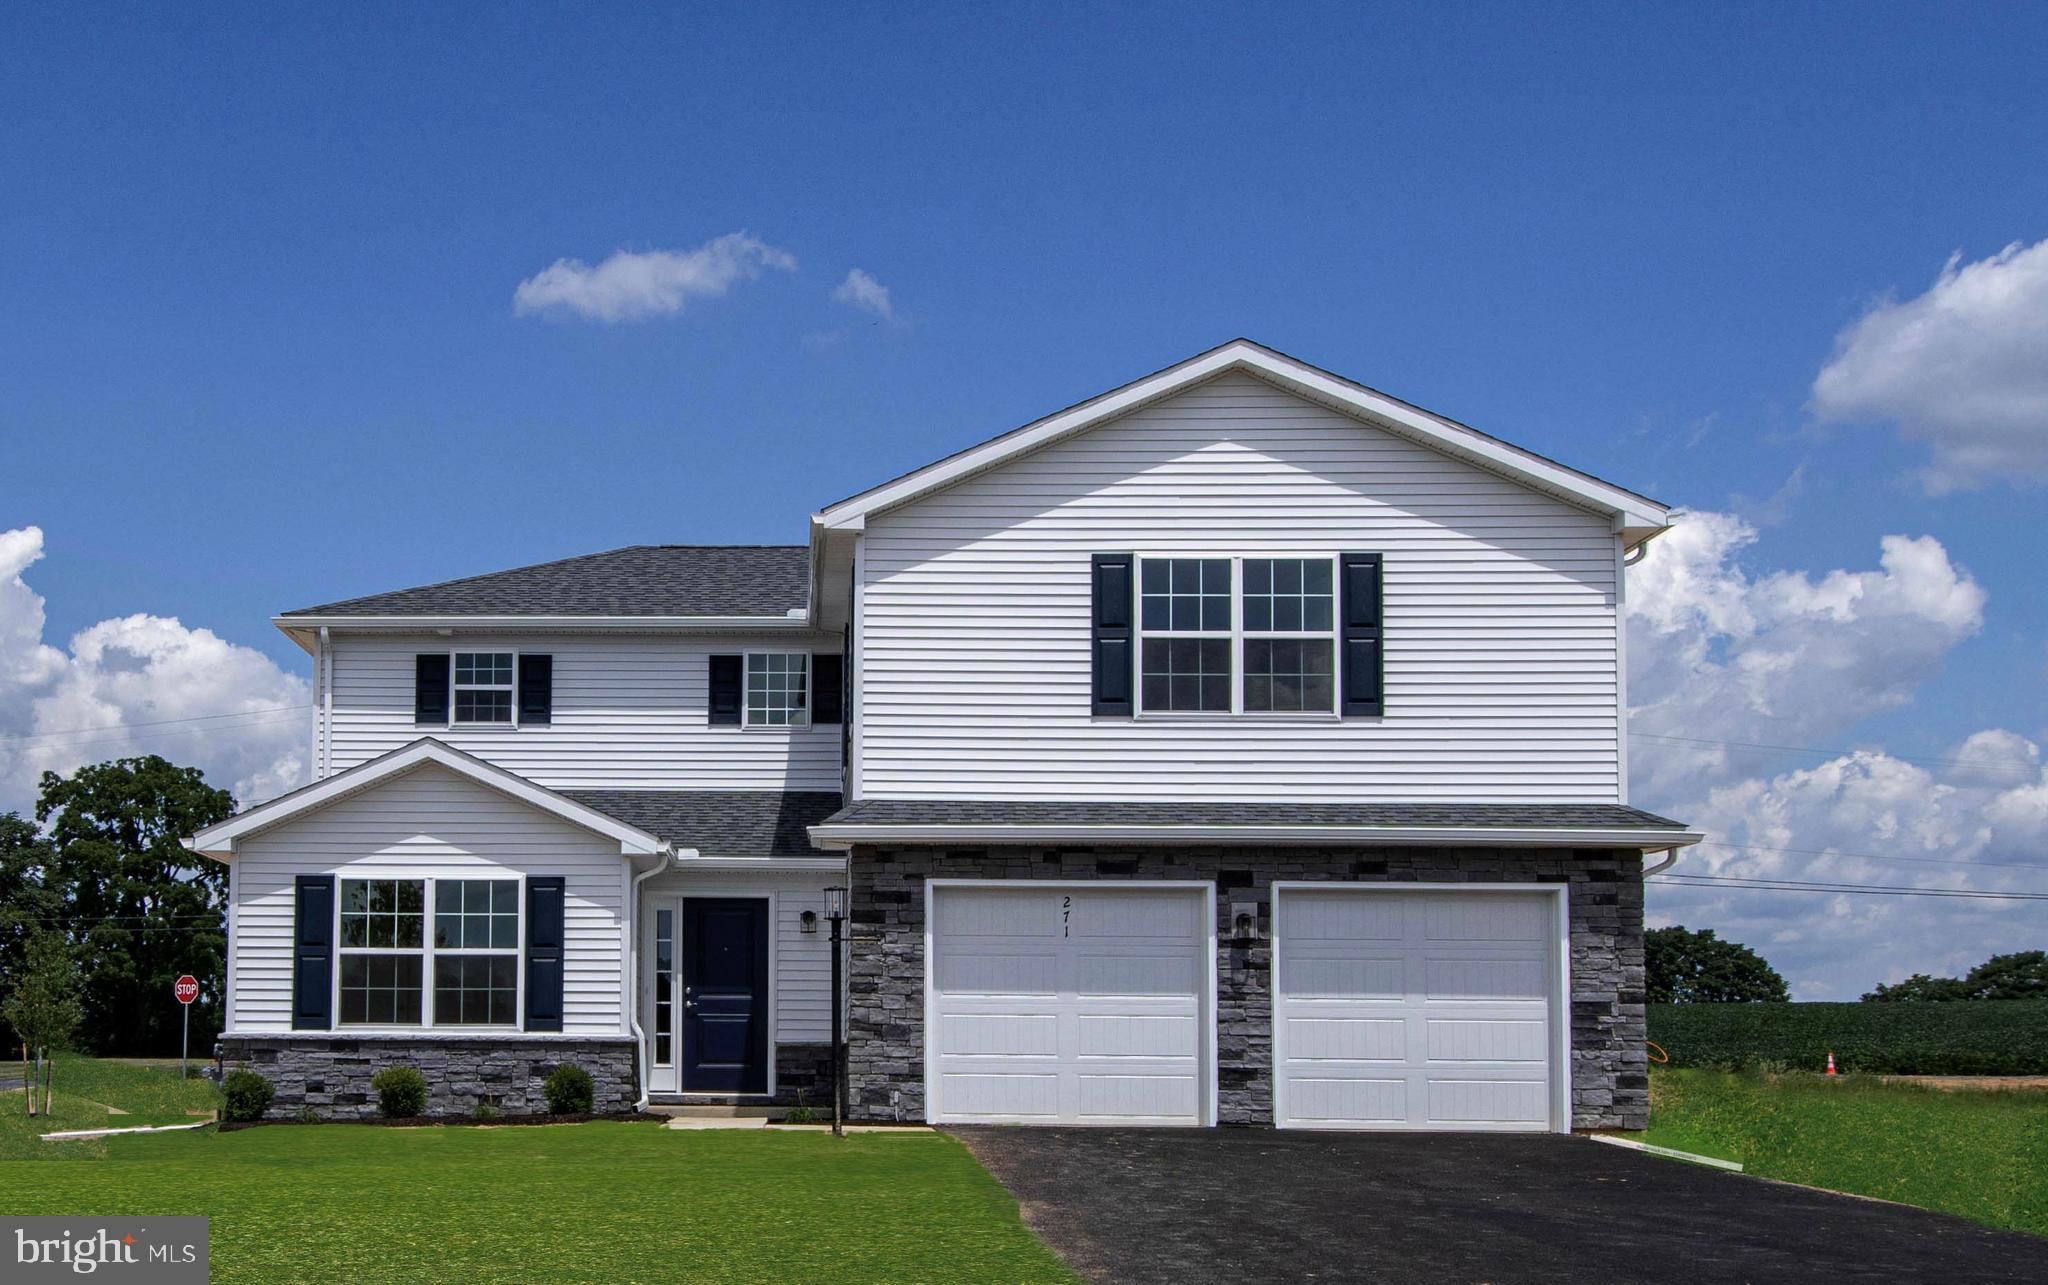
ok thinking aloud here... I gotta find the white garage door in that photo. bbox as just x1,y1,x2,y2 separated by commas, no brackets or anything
927,883,1211,1125
1274,886,1562,1132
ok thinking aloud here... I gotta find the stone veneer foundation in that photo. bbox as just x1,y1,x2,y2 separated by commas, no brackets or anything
845,845,1648,1130
216,1034,638,1120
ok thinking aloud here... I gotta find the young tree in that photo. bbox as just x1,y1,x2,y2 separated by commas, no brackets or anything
0,813,63,1050
2,932,82,1115
1646,926,1790,1003
1864,950,2047,1001
36,757,234,1056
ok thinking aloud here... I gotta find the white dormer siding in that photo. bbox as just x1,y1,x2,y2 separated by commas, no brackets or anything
322,633,843,791
854,370,1624,802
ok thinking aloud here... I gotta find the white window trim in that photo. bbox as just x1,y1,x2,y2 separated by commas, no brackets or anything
1133,554,1341,719
1268,882,1572,1134
449,650,520,730
335,874,525,1033
741,650,811,730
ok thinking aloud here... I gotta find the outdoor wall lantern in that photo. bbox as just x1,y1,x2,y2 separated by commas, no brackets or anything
799,910,818,934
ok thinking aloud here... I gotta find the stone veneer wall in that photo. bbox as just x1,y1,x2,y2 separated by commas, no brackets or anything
845,845,1647,1130
216,1035,638,1120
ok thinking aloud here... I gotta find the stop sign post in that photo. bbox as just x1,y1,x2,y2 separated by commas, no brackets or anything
175,975,198,1080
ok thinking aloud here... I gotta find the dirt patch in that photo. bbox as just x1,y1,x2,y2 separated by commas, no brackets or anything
1881,1075,2048,1091
218,1111,666,1131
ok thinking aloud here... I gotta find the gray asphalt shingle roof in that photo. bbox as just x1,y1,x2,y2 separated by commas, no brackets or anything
566,790,843,857
284,545,810,618
818,799,1689,831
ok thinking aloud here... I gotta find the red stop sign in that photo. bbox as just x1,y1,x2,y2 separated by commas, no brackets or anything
174,975,199,1005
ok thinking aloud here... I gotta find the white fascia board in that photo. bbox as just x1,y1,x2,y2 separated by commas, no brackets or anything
184,738,671,861
807,823,1705,852
814,340,1671,533
671,855,848,873
272,614,815,633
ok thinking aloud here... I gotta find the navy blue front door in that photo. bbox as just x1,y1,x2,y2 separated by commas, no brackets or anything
682,898,770,1093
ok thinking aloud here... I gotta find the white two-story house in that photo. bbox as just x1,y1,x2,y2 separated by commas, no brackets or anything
188,340,1697,1132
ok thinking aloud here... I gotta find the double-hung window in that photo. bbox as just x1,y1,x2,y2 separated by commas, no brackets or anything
338,876,519,1028
1134,555,1340,716
745,652,809,727
453,652,515,725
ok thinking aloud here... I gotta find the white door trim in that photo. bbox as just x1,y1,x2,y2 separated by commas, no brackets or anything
924,878,1219,1127
1270,881,1573,1133
644,891,779,1098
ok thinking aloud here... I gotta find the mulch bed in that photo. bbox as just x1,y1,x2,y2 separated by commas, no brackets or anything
219,1111,667,1131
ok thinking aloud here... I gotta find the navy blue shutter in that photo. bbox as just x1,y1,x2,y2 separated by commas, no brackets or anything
707,655,743,726
1091,554,1135,716
414,654,450,725
517,654,553,725
1340,552,1384,717
524,877,565,1032
812,653,844,724
292,875,334,1030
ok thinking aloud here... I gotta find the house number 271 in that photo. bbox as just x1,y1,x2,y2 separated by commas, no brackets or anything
1062,894,1071,937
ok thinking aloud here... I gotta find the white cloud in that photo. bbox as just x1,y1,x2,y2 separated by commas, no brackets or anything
1626,511,2043,997
512,232,797,323
1812,238,2048,492
0,527,310,815
831,268,895,321
1626,511,1984,801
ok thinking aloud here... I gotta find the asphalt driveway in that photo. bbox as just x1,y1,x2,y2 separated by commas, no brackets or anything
951,1127,2043,1284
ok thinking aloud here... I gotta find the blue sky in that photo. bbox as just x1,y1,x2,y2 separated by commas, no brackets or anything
2,4,2045,994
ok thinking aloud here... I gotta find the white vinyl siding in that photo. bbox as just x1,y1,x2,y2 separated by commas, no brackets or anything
323,634,842,791
640,869,838,1044
226,762,628,1036
857,370,1622,801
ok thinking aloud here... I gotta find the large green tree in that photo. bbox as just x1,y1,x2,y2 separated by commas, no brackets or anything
1646,925,1790,1003
1864,950,2048,1002
34,757,234,1055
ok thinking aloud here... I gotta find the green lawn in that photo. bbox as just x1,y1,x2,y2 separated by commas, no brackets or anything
1642,1068,2048,1237
0,1120,1071,1282
2,1056,221,1159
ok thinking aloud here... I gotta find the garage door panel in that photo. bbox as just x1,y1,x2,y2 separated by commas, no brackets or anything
930,885,1209,1126
1077,950,1201,996
1287,1077,1407,1124
1077,1012,1197,1057
935,951,1058,995
1078,1073,1201,1120
938,1072,1060,1119
1423,957,1549,1002
1426,896,1549,942
1277,889,1559,1132
1424,1018,1546,1063
937,1012,1059,1057
1286,1016,1408,1061
1426,1077,1549,1125
1278,953,1405,998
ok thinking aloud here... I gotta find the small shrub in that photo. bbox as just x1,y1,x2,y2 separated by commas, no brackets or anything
543,1063,595,1115
371,1065,429,1118
293,1105,321,1125
221,1069,275,1122
472,1098,501,1120
784,1088,819,1123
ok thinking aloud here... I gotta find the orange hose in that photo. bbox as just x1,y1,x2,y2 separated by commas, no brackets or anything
1647,1040,1670,1065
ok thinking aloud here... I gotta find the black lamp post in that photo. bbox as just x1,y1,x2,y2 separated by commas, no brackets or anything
823,885,848,1138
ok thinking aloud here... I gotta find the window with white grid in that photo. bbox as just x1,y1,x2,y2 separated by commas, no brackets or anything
745,652,809,726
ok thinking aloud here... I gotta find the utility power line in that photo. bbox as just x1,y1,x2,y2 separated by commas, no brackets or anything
1633,731,2040,775
0,704,311,747
1656,873,2048,901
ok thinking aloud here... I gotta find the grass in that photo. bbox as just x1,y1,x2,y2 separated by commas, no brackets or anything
0,1118,1071,1282
1,1055,221,1159
1641,1068,2048,1237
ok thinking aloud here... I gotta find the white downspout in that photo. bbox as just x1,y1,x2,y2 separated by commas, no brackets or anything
627,848,686,1111
1643,846,1681,878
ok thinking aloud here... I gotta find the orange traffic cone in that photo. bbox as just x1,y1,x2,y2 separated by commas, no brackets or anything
1825,1051,1838,1077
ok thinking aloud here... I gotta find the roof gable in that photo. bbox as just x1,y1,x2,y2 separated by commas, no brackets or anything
184,738,671,860
814,339,1671,547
